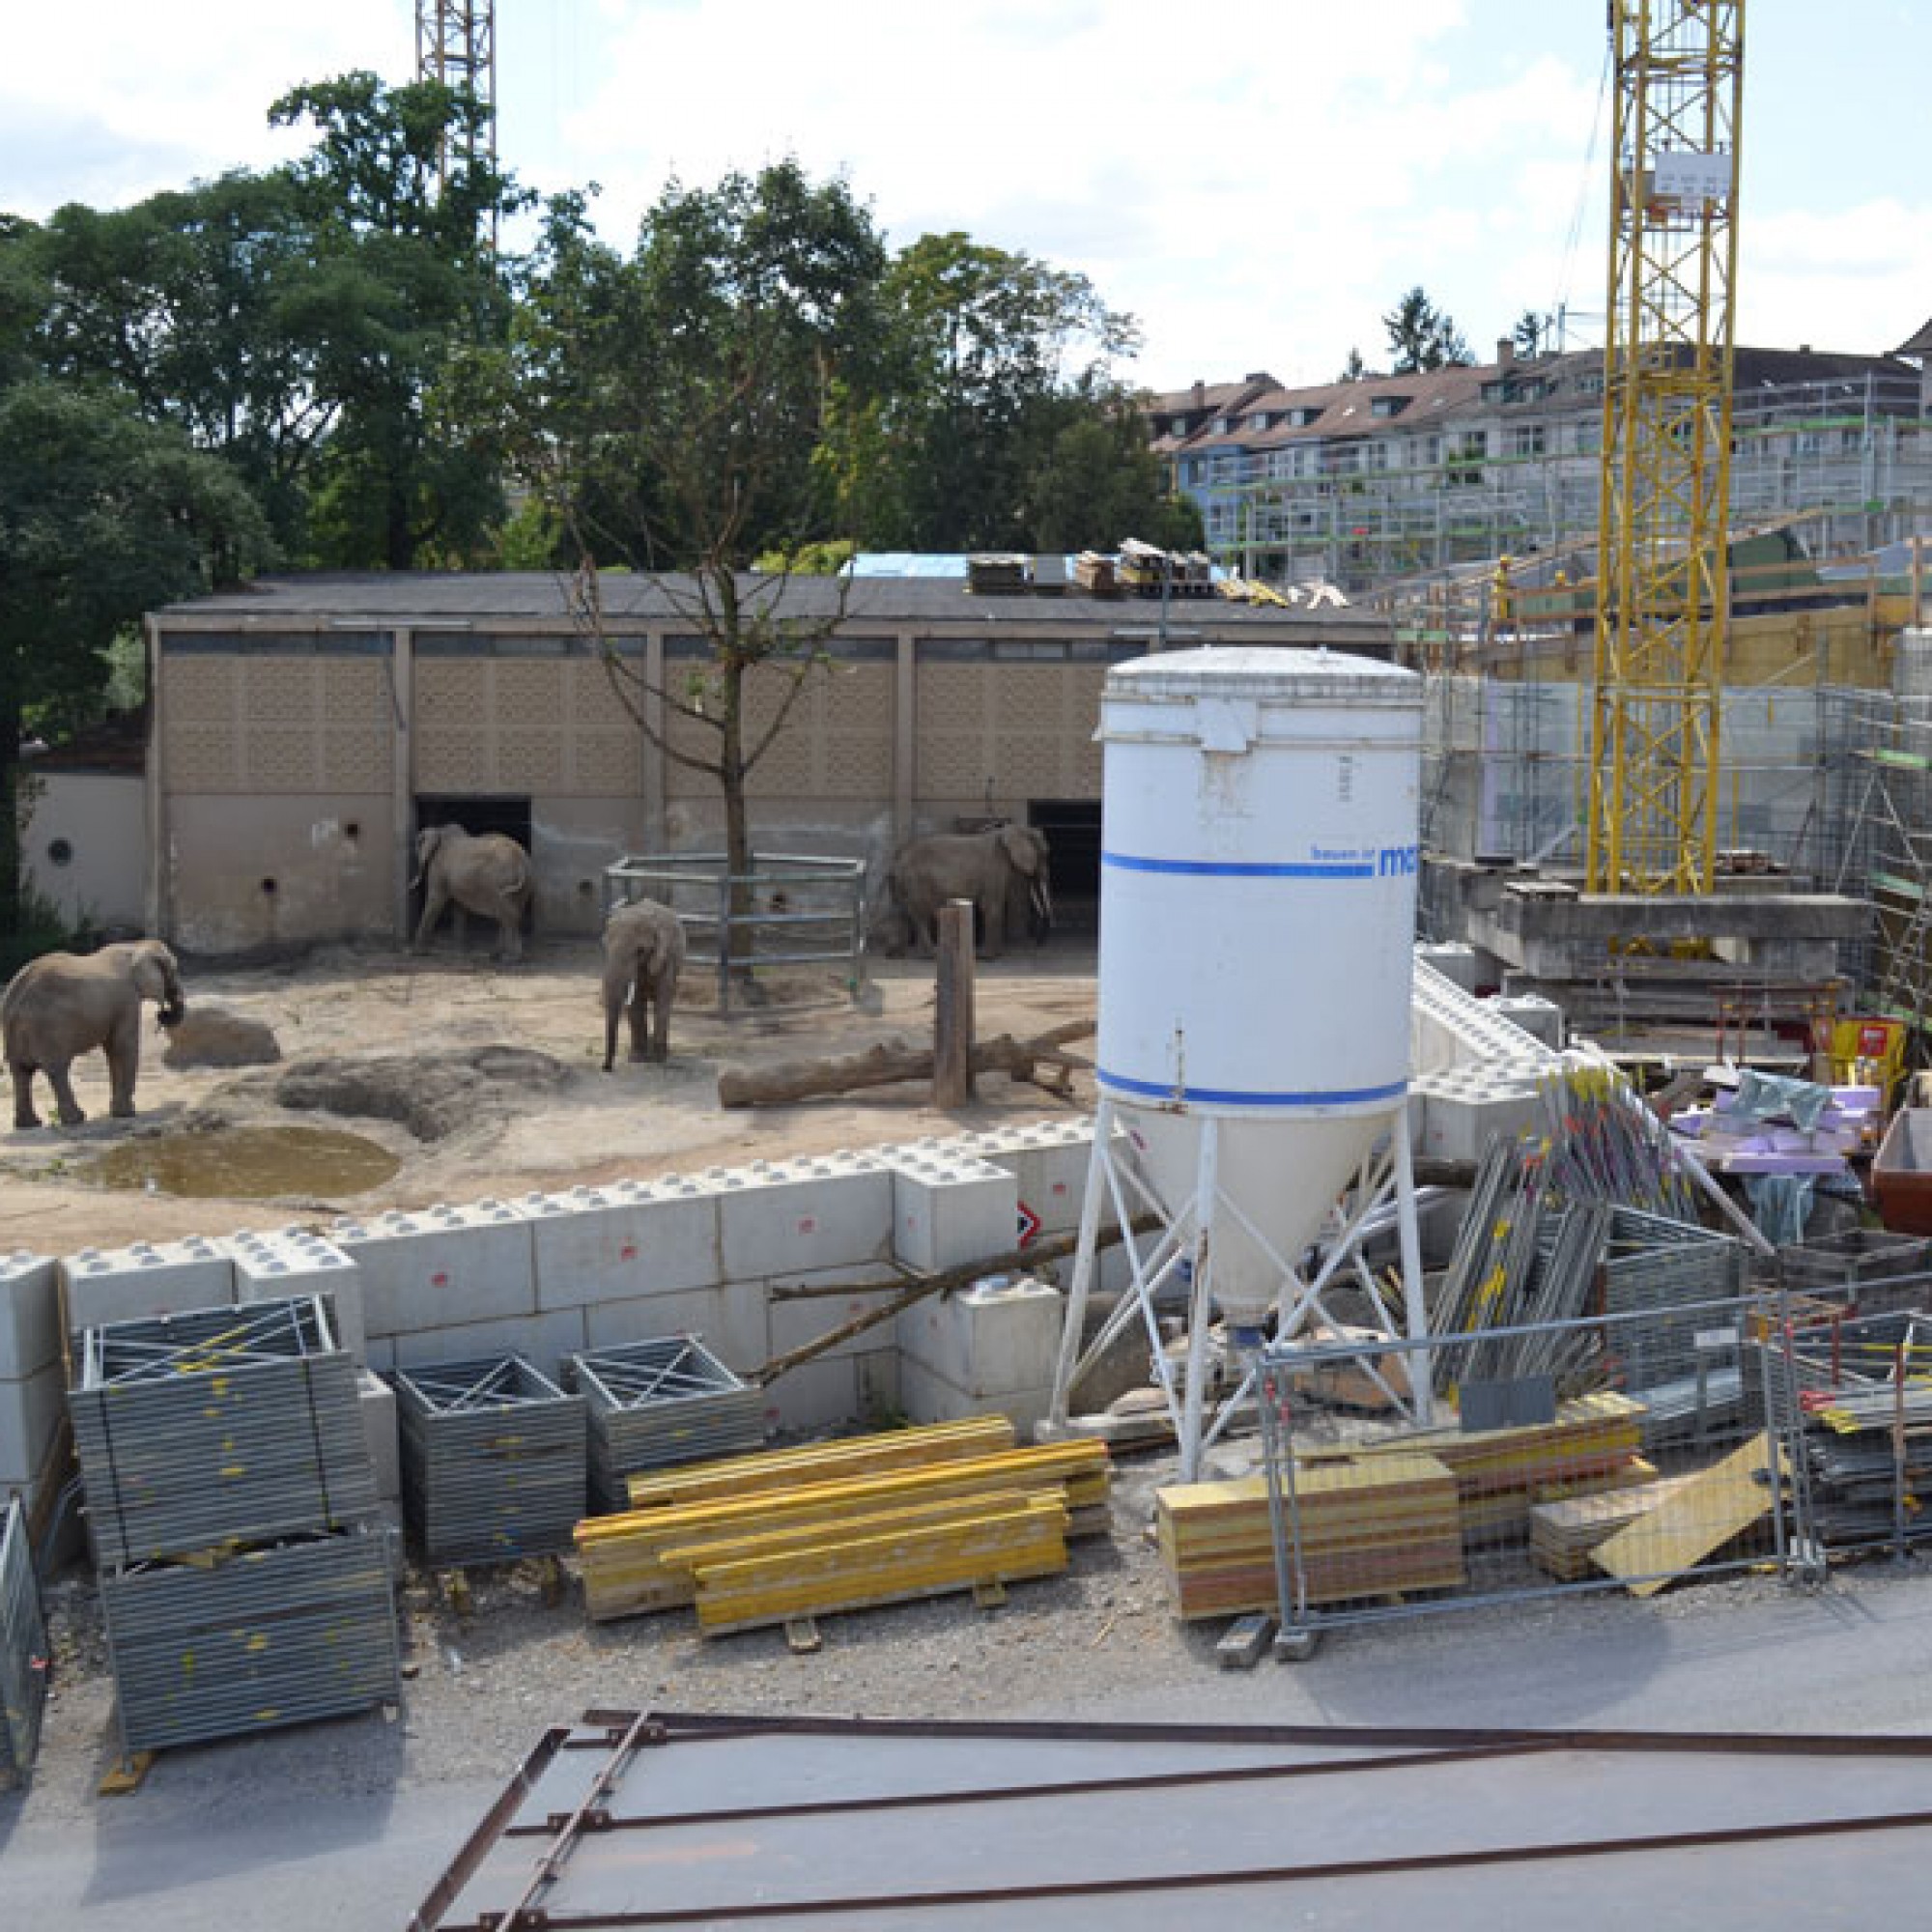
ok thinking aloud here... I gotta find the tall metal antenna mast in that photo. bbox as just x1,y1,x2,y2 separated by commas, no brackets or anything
414,0,497,220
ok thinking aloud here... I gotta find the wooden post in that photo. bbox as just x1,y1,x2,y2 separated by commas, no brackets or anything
933,898,976,1109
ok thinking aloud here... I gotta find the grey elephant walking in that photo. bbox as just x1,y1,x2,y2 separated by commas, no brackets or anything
601,899,687,1070
412,824,534,963
2,939,186,1129
886,824,1052,960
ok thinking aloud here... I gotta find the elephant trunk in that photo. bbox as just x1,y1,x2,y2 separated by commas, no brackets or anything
157,989,186,1029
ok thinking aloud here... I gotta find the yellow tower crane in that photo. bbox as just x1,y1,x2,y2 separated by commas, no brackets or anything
1586,0,1745,896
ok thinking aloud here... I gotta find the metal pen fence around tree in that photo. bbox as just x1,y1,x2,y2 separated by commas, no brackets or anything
1217,1289,1816,1645
605,853,868,1014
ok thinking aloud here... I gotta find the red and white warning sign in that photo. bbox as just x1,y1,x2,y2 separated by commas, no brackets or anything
1015,1202,1042,1248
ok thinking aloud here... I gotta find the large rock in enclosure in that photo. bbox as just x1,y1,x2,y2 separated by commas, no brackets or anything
160,1004,282,1068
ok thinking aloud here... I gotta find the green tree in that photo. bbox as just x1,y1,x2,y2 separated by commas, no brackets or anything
22,172,329,554
1024,401,1203,554
497,163,891,910
1513,307,1557,358
1383,286,1471,374
0,382,269,937
829,233,1139,553
1338,345,1367,383
269,71,529,567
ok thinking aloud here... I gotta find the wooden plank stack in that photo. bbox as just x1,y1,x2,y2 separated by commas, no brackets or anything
1303,1392,1648,1542
574,1420,1111,1630
1528,1463,1682,1580
1590,1432,1782,1596
1155,1453,1465,1622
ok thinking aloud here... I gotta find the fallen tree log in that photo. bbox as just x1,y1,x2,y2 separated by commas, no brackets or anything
718,1018,1094,1109
752,1212,1159,1388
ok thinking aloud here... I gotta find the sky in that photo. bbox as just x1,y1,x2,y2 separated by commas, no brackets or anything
4,1,1928,392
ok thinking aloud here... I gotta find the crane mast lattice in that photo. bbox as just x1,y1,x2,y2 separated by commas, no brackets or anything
1586,0,1745,896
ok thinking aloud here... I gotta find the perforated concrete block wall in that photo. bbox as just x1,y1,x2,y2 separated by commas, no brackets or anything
329,1202,536,1338
939,1120,1096,1242
913,661,1106,805
62,1236,236,1338
523,1179,722,1312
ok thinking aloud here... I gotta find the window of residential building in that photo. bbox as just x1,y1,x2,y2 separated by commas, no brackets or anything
1289,407,1322,427
1371,395,1409,419
1575,418,1601,454
1506,424,1547,459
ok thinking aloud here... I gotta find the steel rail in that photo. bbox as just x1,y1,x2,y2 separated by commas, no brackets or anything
440,1807,1932,1928
507,1738,1555,1838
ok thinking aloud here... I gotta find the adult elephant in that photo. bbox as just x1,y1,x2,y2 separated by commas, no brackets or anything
2,939,185,1130
412,824,534,963
887,824,1052,960
601,899,687,1070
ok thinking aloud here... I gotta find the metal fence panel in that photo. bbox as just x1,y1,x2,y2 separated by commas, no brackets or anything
606,853,867,1013
0,1498,48,1783
1153,1291,1814,1639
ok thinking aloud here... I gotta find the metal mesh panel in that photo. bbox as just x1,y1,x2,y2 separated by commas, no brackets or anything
0,1499,48,1783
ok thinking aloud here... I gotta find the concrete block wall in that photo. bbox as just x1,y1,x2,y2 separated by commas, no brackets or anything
896,1275,1065,1435
1408,1064,1548,1163
329,1201,536,1341
227,1229,368,1365
0,1253,62,1501
30,1120,1110,1506
62,1236,235,1338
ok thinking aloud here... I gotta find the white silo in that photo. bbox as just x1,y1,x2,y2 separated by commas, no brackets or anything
1049,645,1429,1476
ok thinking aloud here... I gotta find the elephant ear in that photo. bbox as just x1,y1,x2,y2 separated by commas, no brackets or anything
999,823,1041,875
130,945,171,1003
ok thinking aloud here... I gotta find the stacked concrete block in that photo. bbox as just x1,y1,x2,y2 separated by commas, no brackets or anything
1489,992,1565,1052
1409,1065,1547,1163
1412,954,1559,1077
761,1264,904,1433
715,1153,894,1282
227,1229,368,1365
0,1253,63,1503
61,1236,235,1339
881,1145,1019,1273
355,1370,405,1571
1415,940,1483,993
896,1274,1065,1435
581,1280,766,1378
942,1119,1097,1244
328,1200,536,1361
389,1309,588,1375
524,1177,722,1312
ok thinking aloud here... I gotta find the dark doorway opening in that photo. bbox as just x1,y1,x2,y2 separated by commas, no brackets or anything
412,795,534,936
1030,799,1101,936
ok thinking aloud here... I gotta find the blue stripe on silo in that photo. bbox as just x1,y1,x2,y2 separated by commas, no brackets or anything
1100,851,1375,879
1098,1069,1408,1108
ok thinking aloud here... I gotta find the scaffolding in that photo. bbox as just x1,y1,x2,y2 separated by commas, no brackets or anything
1206,372,1929,595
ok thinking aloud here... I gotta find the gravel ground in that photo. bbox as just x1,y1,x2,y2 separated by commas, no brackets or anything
18,1440,1930,1842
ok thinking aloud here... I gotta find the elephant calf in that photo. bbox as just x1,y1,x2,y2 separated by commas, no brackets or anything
1,938,185,1130
602,898,687,1070
412,823,534,963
